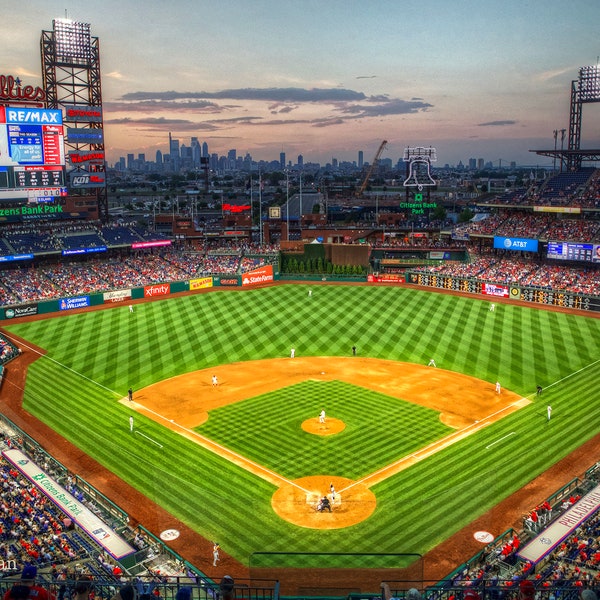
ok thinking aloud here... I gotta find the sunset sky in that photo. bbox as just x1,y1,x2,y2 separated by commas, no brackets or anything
3,0,600,168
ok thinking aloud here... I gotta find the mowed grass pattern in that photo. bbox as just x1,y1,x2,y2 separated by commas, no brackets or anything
5,285,600,564
198,380,452,480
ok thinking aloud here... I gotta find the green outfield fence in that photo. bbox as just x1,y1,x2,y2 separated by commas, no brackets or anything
2,269,600,322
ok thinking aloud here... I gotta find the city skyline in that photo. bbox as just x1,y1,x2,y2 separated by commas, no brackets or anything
3,0,600,167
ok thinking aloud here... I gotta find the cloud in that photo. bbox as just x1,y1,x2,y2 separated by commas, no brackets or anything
104,117,219,131
104,99,222,113
104,71,125,80
120,87,367,103
337,98,433,117
477,120,518,127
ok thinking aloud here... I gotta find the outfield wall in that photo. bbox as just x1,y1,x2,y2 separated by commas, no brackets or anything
2,267,600,322
404,271,600,312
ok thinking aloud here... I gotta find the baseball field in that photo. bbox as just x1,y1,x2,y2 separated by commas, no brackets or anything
4,284,600,577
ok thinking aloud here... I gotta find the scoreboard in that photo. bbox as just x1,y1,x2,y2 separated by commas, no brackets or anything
547,241,600,263
0,106,67,202
407,271,599,313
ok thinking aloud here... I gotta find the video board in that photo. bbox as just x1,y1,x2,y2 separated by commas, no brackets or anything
547,242,600,263
0,106,67,202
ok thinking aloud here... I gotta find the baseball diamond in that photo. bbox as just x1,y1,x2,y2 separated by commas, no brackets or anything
3,283,600,586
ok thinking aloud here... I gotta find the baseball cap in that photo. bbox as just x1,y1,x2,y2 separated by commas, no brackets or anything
520,580,535,598
21,565,37,580
406,589,421,600
464,592,480,600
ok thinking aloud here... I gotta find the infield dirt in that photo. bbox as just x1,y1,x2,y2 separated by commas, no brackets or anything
130,357,527,529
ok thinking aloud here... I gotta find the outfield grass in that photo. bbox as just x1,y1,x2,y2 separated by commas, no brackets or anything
5,285,600,565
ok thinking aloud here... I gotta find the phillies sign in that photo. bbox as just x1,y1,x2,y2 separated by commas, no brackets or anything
0,75,45,105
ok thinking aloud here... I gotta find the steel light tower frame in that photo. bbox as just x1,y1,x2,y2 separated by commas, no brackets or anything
567,64,600,171
41,19,108,221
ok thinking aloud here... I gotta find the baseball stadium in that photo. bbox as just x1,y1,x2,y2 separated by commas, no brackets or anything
1,14,600,600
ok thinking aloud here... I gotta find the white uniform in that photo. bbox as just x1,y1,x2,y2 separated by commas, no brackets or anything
212,543,220,566
129,416,134,432
319,409,326,424
495,381,501,394
547,405,552,421
290,348,295,358
428,358,436,367
490,303,495,311
129,305,134,313
212,375,218,386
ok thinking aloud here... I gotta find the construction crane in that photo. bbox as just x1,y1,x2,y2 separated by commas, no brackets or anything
356,140,387,197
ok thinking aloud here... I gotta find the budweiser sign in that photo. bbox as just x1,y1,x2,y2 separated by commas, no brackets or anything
0,75,45,104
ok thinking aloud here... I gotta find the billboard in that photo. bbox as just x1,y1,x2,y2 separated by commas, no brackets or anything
0,106,67,202
493,236,538,252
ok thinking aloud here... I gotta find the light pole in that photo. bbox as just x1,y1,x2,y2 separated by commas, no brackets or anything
299,171,303,234
285,170,290,241
259,170,263,247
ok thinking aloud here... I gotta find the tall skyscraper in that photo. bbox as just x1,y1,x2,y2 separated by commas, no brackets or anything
297,154,304,167
280,152,285,169
169,133,180,158
358,150,364,169
202,141,209,157
191,137,201,165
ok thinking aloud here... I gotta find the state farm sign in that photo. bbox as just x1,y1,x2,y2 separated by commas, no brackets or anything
241,265,273,286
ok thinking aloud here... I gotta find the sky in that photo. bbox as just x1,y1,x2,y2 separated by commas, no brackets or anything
3,0,600,168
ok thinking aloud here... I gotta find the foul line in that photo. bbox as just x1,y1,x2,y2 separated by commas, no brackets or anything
2,334,122,398
136,403,311,494
344,400,528,494
526,357,600,398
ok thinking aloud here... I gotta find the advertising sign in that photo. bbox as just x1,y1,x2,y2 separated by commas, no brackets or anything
0,106,66,202
103,290,131,303
131,240,171,249
481,283,509,297
64,105,103,123
190,277,213,290
68,150,105,165
3,448,135,559
518,484,600,564
59,296,91,310
70,170,106,188
4,304,38,319
241,265,274,286
144,284,170,298
0,253,34,263
493,236,538,252
66,128,104,144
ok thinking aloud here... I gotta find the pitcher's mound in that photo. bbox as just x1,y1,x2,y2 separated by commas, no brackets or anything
272,476,376,529
302,417,345,436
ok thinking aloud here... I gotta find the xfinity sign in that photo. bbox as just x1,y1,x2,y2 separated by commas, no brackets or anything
493,236,538,252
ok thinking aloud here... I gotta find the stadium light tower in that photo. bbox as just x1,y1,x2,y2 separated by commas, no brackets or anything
567,64,600,170
41,18,108,221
